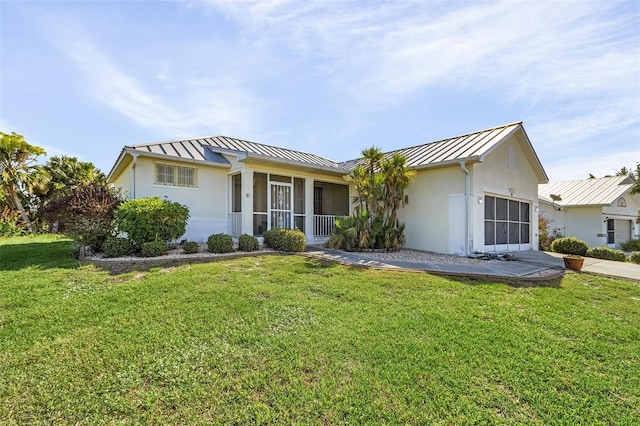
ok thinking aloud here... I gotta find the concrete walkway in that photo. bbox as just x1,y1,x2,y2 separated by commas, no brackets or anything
546,252,640,282
305,247,640,282
305,247,566,282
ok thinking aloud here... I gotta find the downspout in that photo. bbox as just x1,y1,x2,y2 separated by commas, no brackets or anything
460,161,470,255
131,153,139,199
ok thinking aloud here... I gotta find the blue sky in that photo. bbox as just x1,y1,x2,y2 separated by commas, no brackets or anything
2,0,639,181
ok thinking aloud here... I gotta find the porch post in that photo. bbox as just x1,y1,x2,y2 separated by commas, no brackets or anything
304,178,314,243
241,169,254,236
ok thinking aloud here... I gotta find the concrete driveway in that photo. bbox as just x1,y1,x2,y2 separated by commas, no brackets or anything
545,252,640,282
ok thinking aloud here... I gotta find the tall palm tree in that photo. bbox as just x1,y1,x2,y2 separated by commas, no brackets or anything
0,132,47,232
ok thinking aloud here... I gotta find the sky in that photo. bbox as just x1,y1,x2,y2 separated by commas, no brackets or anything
1,0,639,181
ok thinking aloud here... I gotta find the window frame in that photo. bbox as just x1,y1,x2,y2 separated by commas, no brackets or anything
154,162,198,188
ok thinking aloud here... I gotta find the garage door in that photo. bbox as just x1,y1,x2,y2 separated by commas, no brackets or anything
484,195,531,252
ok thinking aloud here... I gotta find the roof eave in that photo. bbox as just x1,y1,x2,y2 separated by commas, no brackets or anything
412,156,482,171
242,152,347,175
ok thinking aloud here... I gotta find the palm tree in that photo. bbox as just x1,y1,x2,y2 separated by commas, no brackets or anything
381,153,416,228
0,132,47,232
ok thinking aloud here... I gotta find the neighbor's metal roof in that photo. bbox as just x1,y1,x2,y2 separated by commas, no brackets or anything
126,135,343,170
538,175,633,206
339,121,527,170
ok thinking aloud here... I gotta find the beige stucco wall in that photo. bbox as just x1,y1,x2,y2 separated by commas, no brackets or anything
399,166,465,254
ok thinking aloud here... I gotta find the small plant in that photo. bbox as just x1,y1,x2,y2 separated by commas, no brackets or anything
263,228,306,252
551,237,589,256
238,234,259,252
629,251,640,264
182,241,199,254
586,246,627,262
207,233,234,253
140,240,168,257
102,236,137,258
620,239,640,252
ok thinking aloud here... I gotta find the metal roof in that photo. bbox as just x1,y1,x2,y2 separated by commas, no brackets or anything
108,122,547,182
339,121,528,170
126,135,343,170
538,175,633,206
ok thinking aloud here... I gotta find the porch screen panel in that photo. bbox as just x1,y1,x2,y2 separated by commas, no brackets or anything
484,195,531,247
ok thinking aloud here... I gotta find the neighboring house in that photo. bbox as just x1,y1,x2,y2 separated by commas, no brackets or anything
539,176,640,248
107,121,548,255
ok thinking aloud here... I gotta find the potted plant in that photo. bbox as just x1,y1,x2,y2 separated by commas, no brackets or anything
563,254,584,271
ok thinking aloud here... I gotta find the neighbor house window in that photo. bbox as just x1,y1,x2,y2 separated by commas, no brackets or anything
155,163,197,188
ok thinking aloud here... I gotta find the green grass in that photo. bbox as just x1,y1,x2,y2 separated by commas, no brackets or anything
1,235,639,424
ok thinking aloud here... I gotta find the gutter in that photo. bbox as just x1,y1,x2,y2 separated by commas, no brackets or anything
460,161,471,255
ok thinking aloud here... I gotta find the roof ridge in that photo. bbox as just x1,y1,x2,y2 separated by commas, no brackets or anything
543,175,630,185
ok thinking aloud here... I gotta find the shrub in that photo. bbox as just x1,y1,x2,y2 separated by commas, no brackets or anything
620,239,640,252
43,183,124,251
207,233,234,253
629,251,640,264
551,237,589,256
538,214,556,251
263,228,306,252
182,241,199,254
114,197,189,246
0,206,25,236
140,240,168,257
238,233,259,252
585,246,627,262
102,237,137,258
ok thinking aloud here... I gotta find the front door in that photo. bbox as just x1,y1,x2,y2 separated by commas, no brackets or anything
269,183,293,229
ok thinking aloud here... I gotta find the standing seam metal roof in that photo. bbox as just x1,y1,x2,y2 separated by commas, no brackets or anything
338,122,523,169
538,176,633,206
116,122,543,179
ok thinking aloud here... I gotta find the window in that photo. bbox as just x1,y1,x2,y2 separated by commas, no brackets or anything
155,163,197,188
484,195,530,246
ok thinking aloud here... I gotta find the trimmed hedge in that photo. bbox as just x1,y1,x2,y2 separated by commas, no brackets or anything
182,241,200,254
620,239,640,252
207,233,234,254
140,240,168,257
585,246,627,262
238,234,260,252
263,228,306,252
628,251,640,264
551,237,589,256
102,237,137,258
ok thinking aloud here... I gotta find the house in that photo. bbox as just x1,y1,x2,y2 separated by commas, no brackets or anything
539,176,640,248
107,121,548,255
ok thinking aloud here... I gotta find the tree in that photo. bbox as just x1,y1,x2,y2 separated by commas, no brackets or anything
615,163,640,194
329,146,415,251
43,183,124,251
39,155,105,200
0,132,47,232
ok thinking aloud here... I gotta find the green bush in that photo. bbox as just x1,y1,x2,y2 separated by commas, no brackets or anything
140,240,168,257
0,207,25,236
263,228,306,252
620,239,640,252
585,246,627,262
182,241,199,254
207,233,234,254
629,251,640,264
238,233,259,252
114,197,189,246
551,237,589,256
102,237,137,258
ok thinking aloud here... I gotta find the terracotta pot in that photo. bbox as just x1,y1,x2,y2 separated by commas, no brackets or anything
563,256,584,271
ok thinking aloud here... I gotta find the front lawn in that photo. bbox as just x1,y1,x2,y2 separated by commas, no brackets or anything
1,235,638,424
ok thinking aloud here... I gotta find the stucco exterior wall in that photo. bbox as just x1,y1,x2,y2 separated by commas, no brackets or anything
472,134,540,252
114,156,229,242
399,166,465,254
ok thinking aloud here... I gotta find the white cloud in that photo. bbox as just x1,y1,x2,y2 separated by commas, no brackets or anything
39,14,262,139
